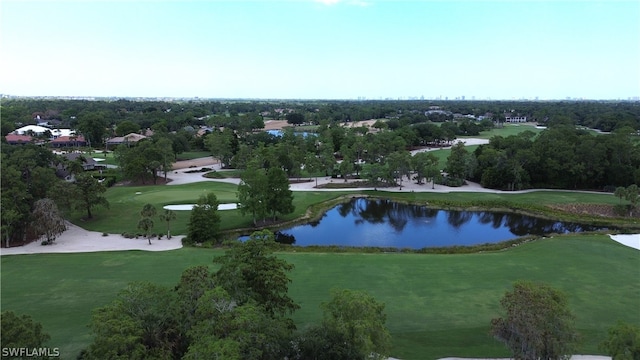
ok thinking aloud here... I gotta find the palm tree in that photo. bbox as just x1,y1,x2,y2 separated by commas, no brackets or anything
139,204,157,244
140,203,157,218
159,209,176,239
137,217,154,245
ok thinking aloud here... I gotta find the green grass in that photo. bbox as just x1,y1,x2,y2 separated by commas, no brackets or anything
384,189,624,205
71,182,345,235
1,235,638,359
175,151,212,161
85,151,118,166
464,123,544,139
428,145,480,170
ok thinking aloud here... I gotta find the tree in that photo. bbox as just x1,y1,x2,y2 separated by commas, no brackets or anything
320,288,391,360
186,288,293,360
238,161,294,225
445,141,469,180
294,323,362,360
411,151,441,189
115,120,141,136
206,129,236,168
490,281,579,360
155,137,175,183
615,186,628,204
214,230,300,317
304,152,323,188
84,282,180,360
77,112,108,147
73,173,109,219
285,112,305,125
625,184,639,216
614,185,640,216
159,209,176,239
138,203,157,245
237,161,269,225
1,311,51,352
600,321,640,360
137,218,154,245
386,151,411,187
186,192,220,245
115,139,174,184
140,203,157,218
266,167,295,221
1,208,21,248
31,198,67,245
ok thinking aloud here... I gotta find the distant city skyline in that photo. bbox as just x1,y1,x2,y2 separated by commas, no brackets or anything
2,0,639,100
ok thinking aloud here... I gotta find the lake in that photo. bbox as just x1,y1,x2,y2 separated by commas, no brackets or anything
269,198,607,249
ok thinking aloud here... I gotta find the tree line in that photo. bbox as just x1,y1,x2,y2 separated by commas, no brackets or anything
471,125,640,190
1,144,110,247
3,99,639,143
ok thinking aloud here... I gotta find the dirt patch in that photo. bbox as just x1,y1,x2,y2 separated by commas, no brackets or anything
342,119,379,128
549,203,638,218
172,157,218,170
263,120,290,131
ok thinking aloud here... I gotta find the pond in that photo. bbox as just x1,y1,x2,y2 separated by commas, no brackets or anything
266,129,317,138
267,198,607,249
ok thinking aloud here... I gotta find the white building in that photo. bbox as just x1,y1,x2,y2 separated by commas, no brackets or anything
504,115,528,123
13,125,76,138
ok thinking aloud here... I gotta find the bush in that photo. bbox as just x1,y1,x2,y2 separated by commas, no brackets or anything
91,174,117,187
614,204,632,217
440,176,465,187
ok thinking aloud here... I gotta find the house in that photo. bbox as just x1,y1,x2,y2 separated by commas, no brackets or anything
54,152,105,180
4,134,33,145
504,115,528,123
106,133,147,147
13,125,51,135
50,135,87,148
13,125,76,139
62,152,100,170
50,129,76,138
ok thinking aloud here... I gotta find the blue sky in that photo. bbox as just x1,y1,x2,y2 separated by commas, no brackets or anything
2,0,639,100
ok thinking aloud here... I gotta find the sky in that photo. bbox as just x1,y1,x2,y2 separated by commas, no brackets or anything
1,0,639,100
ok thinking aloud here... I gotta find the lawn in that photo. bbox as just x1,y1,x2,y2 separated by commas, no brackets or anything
70,182,345,235
465,123,544,139
428,145,480,170
175,151,212,161
1,235,638,359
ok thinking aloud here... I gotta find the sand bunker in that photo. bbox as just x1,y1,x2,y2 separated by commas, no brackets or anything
163,203,238,211
609,234,640,250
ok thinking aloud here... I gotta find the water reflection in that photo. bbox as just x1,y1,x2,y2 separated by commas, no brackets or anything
275,198,607,249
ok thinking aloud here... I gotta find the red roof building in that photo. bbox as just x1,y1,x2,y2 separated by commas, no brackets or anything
50,135,87,147
4,134,33,145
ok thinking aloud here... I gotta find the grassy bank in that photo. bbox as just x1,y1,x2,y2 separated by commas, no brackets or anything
1,235,638,359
